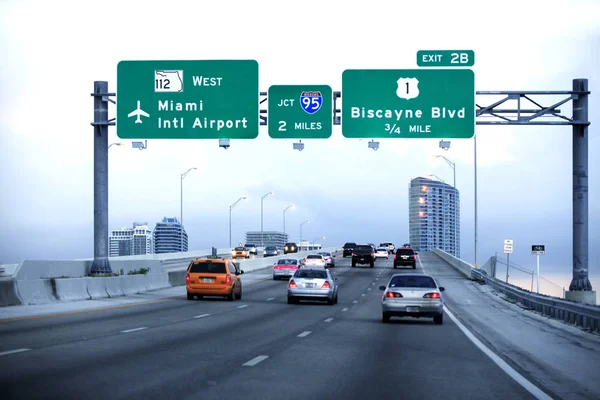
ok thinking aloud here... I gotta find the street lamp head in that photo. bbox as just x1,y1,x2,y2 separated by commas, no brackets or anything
291,204,295,209
243,196,248,200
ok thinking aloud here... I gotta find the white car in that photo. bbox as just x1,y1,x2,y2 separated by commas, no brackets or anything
375,248,389,259
303,254,327,269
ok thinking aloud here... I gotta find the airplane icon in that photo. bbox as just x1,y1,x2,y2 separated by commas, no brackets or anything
128,101,150,124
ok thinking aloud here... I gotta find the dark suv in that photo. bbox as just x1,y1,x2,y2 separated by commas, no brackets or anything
394,248,417,269
352,245,375,268
343,242,356,258
284,242,298,254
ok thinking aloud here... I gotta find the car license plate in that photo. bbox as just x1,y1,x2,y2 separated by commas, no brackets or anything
203,278,213,283
305,283,314,288
406,306,419,312
402,256,408,259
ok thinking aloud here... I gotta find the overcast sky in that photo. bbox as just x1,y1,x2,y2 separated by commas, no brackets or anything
1,0,599,277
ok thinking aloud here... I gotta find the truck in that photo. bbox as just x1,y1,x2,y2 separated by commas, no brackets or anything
352,245,375,268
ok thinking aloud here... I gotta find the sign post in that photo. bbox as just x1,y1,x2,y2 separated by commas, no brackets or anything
504,239,513,283
532,245,546,293
341,69,475,139
116,60,259,139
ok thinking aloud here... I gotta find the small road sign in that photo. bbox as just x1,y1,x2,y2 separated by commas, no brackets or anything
504,245,514,254
417,50,475,67
504,239,514,246
117,60,259,139
532,245,545,255
268,85,332,139
341,69,474,139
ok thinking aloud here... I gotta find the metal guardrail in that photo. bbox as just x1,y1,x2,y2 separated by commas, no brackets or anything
433,248,600,333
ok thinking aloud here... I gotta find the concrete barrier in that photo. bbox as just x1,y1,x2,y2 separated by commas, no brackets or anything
432,248,473,278
0,280,22,306
54,278,92,302
104,277,124,298
15,279,57,305
86,278,108,300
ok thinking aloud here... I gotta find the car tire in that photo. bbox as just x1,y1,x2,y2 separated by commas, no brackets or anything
227,288,235,301
434,313,443,325
334,294,338,304
273,275,278,280
370,262,374,268
287,296,296,305
237,286,242,300
187,292,194,300
382,312,391,323
412,264,416,269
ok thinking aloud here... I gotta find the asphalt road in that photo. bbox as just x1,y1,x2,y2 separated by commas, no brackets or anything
0,254,536,400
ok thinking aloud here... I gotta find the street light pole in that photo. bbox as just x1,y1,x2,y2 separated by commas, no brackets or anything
283,204,295,241
260,191,274,247
180,167,196,252
229,196,248,248
300,220,310,250
434,155,457,258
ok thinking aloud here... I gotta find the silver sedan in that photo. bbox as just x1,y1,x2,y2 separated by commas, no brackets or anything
379,273,445,324
288,268,338,305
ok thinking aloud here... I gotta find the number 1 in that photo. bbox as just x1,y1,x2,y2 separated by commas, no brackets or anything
406,82,409,94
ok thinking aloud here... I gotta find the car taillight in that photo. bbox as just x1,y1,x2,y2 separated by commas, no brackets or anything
423,292,441,299
322,281,331,289
352,253,356,257
185,274,190,283
393,254,396,260
414,255,417,260
225,275,232,285
385,292,403,298
289,280,297,288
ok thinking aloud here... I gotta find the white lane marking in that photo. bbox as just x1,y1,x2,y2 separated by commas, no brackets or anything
341,308,348,312
368,288,372,291
324,318,334,322
243,355,269,366
297,331,312,337
417,256,551,400
267,297,275,301
361,294,366,296
121,327,147,333
194,313,211,319
0,348,30,357
352,300,358,304
237,304,249,309
371,282,375,285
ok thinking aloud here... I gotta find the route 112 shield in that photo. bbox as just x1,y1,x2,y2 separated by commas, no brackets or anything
300,91,323,115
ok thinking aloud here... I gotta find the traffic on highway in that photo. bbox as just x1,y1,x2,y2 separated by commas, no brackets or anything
0,246,538,400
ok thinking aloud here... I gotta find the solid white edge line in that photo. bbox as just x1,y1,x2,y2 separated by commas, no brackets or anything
194,314,211,319
237,304,248,309
341,308,348,312
267,297,275,301
352,300,358,304
243,355,269,366
417,256,552,400
121,327,147,333
297,331,312,337
0,348,30,357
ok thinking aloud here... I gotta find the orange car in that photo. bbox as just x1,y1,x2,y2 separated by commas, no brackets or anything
231,246,250,259
186,258,244,300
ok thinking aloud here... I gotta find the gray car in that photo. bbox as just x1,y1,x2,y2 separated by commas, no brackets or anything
379,274,445,324
288,268,339,305
264,246,279,257
317,251,335,267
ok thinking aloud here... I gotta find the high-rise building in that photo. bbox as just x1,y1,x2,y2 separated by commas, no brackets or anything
409,177,460,257
153,217,188,253
244,231,288,249
109,223,153,257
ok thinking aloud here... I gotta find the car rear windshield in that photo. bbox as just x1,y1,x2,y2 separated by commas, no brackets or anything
389,275,436,288
344,243,356,247
296,270,327,279
245,244,255,247
266,246,277,250
396,249,415,255
307,255,322,259
318,252,331,256
355,245,373,251
189,261,227,274
377,248,387,251
276,259,297,265
234,247,245,251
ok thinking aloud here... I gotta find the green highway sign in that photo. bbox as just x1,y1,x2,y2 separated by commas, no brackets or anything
116,60,259,139
417,50,475,67
341,69,475,139
268,85,332,139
